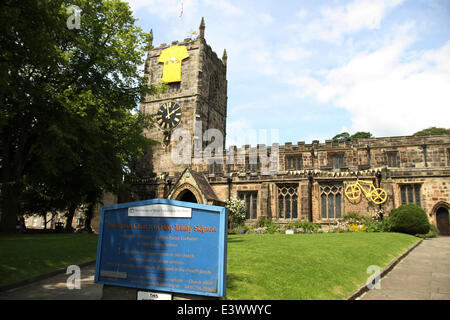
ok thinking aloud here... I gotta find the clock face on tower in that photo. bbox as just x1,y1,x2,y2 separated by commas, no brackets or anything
155,101,182,130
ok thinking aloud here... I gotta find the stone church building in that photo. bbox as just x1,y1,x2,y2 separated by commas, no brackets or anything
126,19,450,235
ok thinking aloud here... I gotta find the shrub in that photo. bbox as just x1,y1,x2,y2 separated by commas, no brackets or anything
236,224,249,234
361,216,390,232
247,217,279,234
265,224,280,234
285,222,296,230
388,204,430,235
365,219,390,232
294,221,321,233
343,212,364,224
416,224,439,239
256,216,273,228
225,199,246,229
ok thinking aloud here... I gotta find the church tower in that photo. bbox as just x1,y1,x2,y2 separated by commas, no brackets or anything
139,17,227,178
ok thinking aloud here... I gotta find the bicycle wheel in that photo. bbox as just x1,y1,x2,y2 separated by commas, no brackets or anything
345,184,361,201
370,188,387,204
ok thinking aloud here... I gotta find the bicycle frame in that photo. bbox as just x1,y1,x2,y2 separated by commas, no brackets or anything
354,180,377,198
345,179,388,204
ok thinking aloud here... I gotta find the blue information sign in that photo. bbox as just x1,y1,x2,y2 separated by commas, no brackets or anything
94,198,227,297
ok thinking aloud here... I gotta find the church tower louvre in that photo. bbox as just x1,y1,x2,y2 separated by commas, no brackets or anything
138,17,228,181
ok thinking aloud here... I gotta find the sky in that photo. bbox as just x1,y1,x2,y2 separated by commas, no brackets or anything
125,0,450,147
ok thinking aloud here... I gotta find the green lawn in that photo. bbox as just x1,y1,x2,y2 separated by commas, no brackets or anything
0,233,98,286
0,232,419,300
225,232,419,300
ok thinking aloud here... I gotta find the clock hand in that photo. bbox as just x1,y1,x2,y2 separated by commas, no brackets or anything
165,103,170,116
164,103,172,119
166,107,181,119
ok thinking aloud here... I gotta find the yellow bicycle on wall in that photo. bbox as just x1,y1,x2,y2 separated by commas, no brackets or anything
345,180,387,204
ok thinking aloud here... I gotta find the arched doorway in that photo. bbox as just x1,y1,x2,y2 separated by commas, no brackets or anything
436,207,449,236
176,189,198,203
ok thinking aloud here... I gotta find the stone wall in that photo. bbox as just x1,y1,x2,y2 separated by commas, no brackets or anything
181,135,450,176
198,134,450,225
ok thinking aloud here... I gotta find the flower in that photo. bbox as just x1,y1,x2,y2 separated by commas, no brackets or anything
348,223,366,232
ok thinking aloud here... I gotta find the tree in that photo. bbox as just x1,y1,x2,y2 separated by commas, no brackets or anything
332,131,373,142
350,132,373,140
0,0,155,232
0,0,63,232
332,132,350,141
413,127,450,136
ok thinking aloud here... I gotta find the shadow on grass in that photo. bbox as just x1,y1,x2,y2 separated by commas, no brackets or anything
227,237,244,243
226,273,248,291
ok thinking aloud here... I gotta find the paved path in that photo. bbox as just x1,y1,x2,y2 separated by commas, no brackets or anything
360,236,450,300
0,263,102,300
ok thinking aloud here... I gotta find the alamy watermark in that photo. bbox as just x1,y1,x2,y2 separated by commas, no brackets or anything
66,5,81,30
170,121,280,175
66,265,81,290
366,265,381,290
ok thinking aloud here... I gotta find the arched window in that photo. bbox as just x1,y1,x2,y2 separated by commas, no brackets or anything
320,183,343,220
277,184,298,219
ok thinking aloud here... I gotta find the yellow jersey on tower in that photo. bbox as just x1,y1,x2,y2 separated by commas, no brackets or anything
158,45,189,83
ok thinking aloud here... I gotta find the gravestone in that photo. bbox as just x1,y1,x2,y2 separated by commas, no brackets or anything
95,198,227,300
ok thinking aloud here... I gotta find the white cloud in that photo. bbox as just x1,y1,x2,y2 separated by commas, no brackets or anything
257,12,275,24
278,46,312,62
225,118,256,147
296,8,308,20
288,33,450,136
299,0,404,43
236,41,311,77
126,0,243,22
204,0,244,16
126,0,193,19
246,46,281,76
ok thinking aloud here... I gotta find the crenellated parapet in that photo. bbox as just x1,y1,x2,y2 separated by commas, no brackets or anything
187,134,450,179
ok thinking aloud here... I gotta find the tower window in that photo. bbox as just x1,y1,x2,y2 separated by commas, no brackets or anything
167,82,181,92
